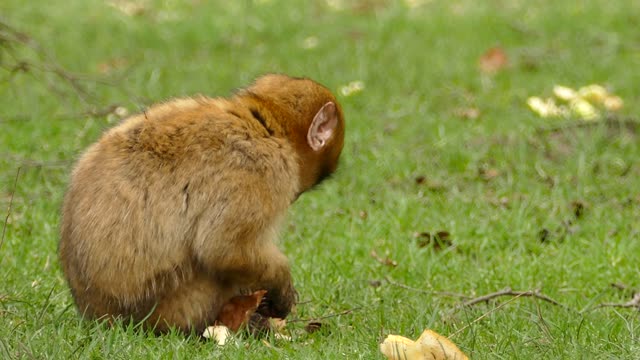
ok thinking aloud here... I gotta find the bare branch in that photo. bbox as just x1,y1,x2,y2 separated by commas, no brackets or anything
451,287,570,312
588,292,640,312
535,116,640,135
1,167,21,253
448,293,525,339
1,17,145,110
0,103,130,123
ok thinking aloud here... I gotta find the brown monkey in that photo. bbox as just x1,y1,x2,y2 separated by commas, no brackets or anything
59,74,345,334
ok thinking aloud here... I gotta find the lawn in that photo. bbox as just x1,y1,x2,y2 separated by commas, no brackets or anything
1,0,639,358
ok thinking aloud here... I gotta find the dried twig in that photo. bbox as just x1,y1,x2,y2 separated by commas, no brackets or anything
610,283,630,291
370,250,397,267
1,167,21,253
448,288,571,339
1,18,144,110
384,276,470,299
449,292,527,338
287,307,361,324
1,18,93,104
588,292,640,312
0,154,73,169
452,287,569,312
535,116,640,135
0,103,133,123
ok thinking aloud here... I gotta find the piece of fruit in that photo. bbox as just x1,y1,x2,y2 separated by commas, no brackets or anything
203,325,232,346
380,329,468,360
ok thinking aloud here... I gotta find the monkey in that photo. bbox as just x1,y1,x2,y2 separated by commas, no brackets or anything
58,74,345,334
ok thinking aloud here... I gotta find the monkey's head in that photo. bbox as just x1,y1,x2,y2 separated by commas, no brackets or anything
243,74,345,196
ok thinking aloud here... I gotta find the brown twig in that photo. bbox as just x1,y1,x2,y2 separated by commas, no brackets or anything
1,18,144,109
0,154,73,169
1,167,21,253
370,250,397,267
384,276,470,299
452,287,569,312
588,292,640,312
448,292,527,338
0,104,129,123
610,282,630,291
535,116,640,135
0,19,93,104
448,288,572,339
287,307,361,324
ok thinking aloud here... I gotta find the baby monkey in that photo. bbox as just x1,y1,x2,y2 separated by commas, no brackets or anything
59,74,345,334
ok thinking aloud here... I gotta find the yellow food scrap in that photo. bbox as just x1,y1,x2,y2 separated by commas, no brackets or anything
577,84,608,103
380,329,468,360
203,325,232,346
527,96,563,118
553,85,578,102
603,95,623,111
527,84,623,121
570,98,598,121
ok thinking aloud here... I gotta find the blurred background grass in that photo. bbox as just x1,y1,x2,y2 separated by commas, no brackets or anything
1,1,639,358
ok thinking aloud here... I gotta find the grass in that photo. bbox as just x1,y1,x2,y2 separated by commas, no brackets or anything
1,0,640,358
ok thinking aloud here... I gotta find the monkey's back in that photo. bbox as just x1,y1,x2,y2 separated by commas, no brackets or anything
59,97,299,316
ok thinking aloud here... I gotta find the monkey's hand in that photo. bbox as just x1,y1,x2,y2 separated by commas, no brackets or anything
258,281,297,319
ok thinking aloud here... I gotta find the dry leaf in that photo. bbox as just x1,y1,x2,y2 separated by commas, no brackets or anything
478,47,508,74
571,200,586,219
453,107,481,120
304,321,324,334
414,231,452,250
479,167,500,181
380,329,468,360
370,250,398,267
106,0,147,16
215,290,267,331
97,58,129,74
538,228,551,243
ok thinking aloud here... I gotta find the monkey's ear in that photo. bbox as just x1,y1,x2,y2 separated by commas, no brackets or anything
307,102,338,151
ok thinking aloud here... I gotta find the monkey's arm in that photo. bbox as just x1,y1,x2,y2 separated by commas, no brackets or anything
188,167,298,319
253,242,296,318
192,222,296,319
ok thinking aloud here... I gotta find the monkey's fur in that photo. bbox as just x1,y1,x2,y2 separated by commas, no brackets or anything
59,74,345,334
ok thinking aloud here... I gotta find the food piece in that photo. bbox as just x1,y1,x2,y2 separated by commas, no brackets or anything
603,95,623,111
380,329,468,360
203,290,289,343
203,325,232,346
577,84,608,103
553,85,578,102
570,98,599,120
215,290,267,332
527,96,563,118
380,334,417,358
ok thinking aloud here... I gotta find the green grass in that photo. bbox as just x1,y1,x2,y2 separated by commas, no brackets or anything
2,0,640,358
